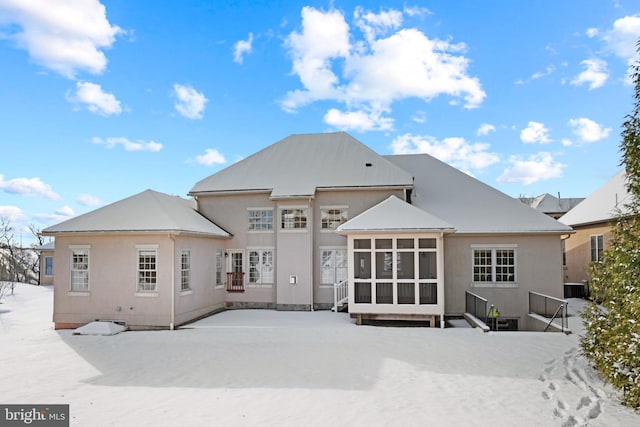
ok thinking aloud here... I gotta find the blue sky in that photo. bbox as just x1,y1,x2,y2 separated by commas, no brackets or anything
1,0,640,244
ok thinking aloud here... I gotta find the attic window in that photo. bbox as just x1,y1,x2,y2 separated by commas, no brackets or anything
365,163,373,167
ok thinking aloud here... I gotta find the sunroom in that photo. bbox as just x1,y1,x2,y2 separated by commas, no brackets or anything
336,196,455,327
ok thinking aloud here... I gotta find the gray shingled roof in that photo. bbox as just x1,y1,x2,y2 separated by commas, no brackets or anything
559,170,632,226
42,190,230,237
189,132,414,198
337,195,455,233
386,154,573,234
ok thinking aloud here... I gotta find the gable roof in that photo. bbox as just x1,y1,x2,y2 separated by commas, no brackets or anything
559,170,632,227
42,190,230,237
519,193,584,215
386,154,573,234
336,195,455,233
189,132,414,198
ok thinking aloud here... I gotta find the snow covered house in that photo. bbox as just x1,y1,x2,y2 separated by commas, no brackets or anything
43,132,571,330
559,170,632,286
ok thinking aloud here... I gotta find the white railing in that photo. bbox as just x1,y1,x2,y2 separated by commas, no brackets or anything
333,279,348,312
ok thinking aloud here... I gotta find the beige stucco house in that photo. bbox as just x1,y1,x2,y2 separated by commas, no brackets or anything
43,132,572,330
559,170,632,287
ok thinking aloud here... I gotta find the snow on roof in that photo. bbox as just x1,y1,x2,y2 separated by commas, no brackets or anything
520,193,584,215
386,154,573,234
189,132,414,198
42,189,230,237
559,170,632,226
73,321,127,336
35,241,55,251
337,195,455,233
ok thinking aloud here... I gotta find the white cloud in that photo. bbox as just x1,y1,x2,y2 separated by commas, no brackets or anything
498,152,566,185
0,0,123,78
531,65,555,80
390,133,500,172
195,149,226,166
68,81,122,115
571,59,609,89
411,110,426,124
476,123,496,136
403,5,432,17
586,27,599,38
173,84,208,119
568,117,611,143
324,108,394,132
0,174,59,199
92,137,162,152
281,6,485,126
77,193,102,206
602,15,640,64
233,32,253,64
0,206,26,222
55,205,74,217
520,121,551,144
561,138,573,147
354,7,403,44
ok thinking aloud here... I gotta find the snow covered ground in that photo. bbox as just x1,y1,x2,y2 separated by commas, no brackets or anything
1,283,639,426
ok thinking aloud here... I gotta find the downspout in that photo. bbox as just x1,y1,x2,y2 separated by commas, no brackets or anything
440,231,445,329
309,196,314,311
169,234,176,330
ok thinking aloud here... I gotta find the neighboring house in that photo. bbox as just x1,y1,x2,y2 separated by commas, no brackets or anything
43,132,572,330
559,170,632,285
35,241,55,285
519,193,585,219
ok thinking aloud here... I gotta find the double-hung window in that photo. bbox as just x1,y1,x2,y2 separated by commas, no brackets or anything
70,247,89,291
138,248,157,292
215,250,224,287
320,248,347,285
248,209,273,231
472,245,517,285
180,250,190,291
590,235,604,262
45,256,54,276
248,249,274,285
281,208,307,230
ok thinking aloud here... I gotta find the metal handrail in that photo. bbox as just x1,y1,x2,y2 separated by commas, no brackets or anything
529,291,568,332
465,291,488,324
544,303,566,332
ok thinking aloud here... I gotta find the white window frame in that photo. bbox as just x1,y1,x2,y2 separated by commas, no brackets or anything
320,206,348,231
280,206,308,231
180,250,191,292
136,245,158,293
320,247,348,286
69,245,90,293
471,244,518,288
248,208,274,232
215,250,224,288
247,248,275,287
590,234,604,262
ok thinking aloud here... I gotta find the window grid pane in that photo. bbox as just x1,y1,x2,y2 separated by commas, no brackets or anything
321,208,348,229
281,208,307,229
70,249,89,291
473,249,492,282
495,249,515,282
181,251,190,291
138,250,157,292
249,210,273,231
249,250,274,284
